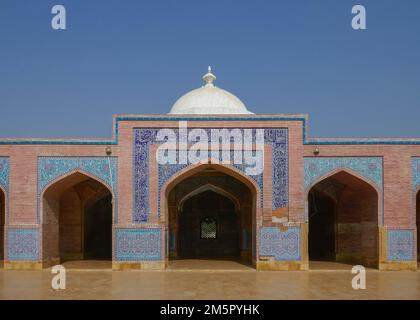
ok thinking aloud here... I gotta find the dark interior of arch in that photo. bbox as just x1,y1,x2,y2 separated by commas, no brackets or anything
179,190,239,258
417,191,420,261
308,171,379,268
42,173,112,265
168,169,253,263
0,190,4,262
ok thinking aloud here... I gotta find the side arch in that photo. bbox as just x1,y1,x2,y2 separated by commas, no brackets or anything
305,167,383,225
40,168,116,224
306,168,380,268
40,169,115,267
0,185,6,264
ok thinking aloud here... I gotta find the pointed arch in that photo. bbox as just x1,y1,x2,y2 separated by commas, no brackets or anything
40,168,115,224
305,167,382,225
163,162,259,267
178,183,241,213
307,168,380,268
161,162,261,223
41,169,114,267
0,186,5,264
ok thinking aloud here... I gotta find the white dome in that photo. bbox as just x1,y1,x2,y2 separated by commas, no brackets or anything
169,67,254,115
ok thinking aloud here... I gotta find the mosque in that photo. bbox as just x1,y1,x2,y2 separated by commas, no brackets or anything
0,67,419,271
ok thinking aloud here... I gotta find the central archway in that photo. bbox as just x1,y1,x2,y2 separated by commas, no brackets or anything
163,164,259,268
42,171,113,268
178,190,240,258
308,170,379,269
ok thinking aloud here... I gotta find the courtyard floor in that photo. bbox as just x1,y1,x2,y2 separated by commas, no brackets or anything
0,260,419,300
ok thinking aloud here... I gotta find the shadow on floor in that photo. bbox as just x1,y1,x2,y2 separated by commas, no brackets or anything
59,260,112,270
168,259,255,271
309,260,376,271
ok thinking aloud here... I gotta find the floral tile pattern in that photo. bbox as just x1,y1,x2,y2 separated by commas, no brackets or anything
259,226,300,261
115,228,162,261
133,128,288,223
7,228,40,261
387,229,414,261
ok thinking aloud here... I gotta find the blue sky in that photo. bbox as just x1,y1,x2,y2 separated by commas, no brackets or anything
0,0,419,139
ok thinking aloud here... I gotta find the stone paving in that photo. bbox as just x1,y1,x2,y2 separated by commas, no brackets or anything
0,260,419,300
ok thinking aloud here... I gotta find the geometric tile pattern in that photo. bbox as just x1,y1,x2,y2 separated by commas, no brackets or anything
304,157,383,191
133,128,288,223
115,228,162,261
0,157,9,193
387,229,414,261
412,157,420,191
259,226,301,261
37,156,118,223
0,157,9,221
7,228,40,261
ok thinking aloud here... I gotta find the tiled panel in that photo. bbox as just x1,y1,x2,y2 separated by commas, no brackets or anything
304,157,383,191
412,157,420,191
133,128,288,223
0,157,9,221
115,228,162,261
387,229,414,261
259,226,301,261
7,228,40,261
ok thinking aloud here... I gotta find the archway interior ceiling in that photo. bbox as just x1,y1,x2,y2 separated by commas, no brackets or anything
133,128,288,223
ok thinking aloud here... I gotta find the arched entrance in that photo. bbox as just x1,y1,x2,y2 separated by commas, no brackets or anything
0,188,5,268
417,189,420,264
308,170,379,268
165,165,257,268
42,171,113,267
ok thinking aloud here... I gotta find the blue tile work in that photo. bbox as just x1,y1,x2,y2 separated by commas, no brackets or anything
1,115,420,145
0,157,9,193
304,157,383,191
115,228,162,261
7,228,40,261
0,157,9,221
259,227,301,261
133,128,288,223
37,157,118,223
412,158,420,191
264,129,289,208
387,230,414,261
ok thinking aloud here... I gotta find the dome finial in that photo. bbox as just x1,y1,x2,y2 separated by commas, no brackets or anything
202,65,216,87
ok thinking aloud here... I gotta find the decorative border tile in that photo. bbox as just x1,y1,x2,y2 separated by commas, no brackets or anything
304,157,383,191
0,157,9,192
1,115,420,145
259,226,301,261
133,128,288,223
412,157,420,191
304,157,383,223
387,229,414,261
0,157,9,221
7,228,40,261
37,157,118,223
115,228,162,261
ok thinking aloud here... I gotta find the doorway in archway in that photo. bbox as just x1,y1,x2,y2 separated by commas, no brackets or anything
167,167,255,269
42,172,113,268
308,171,379,269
